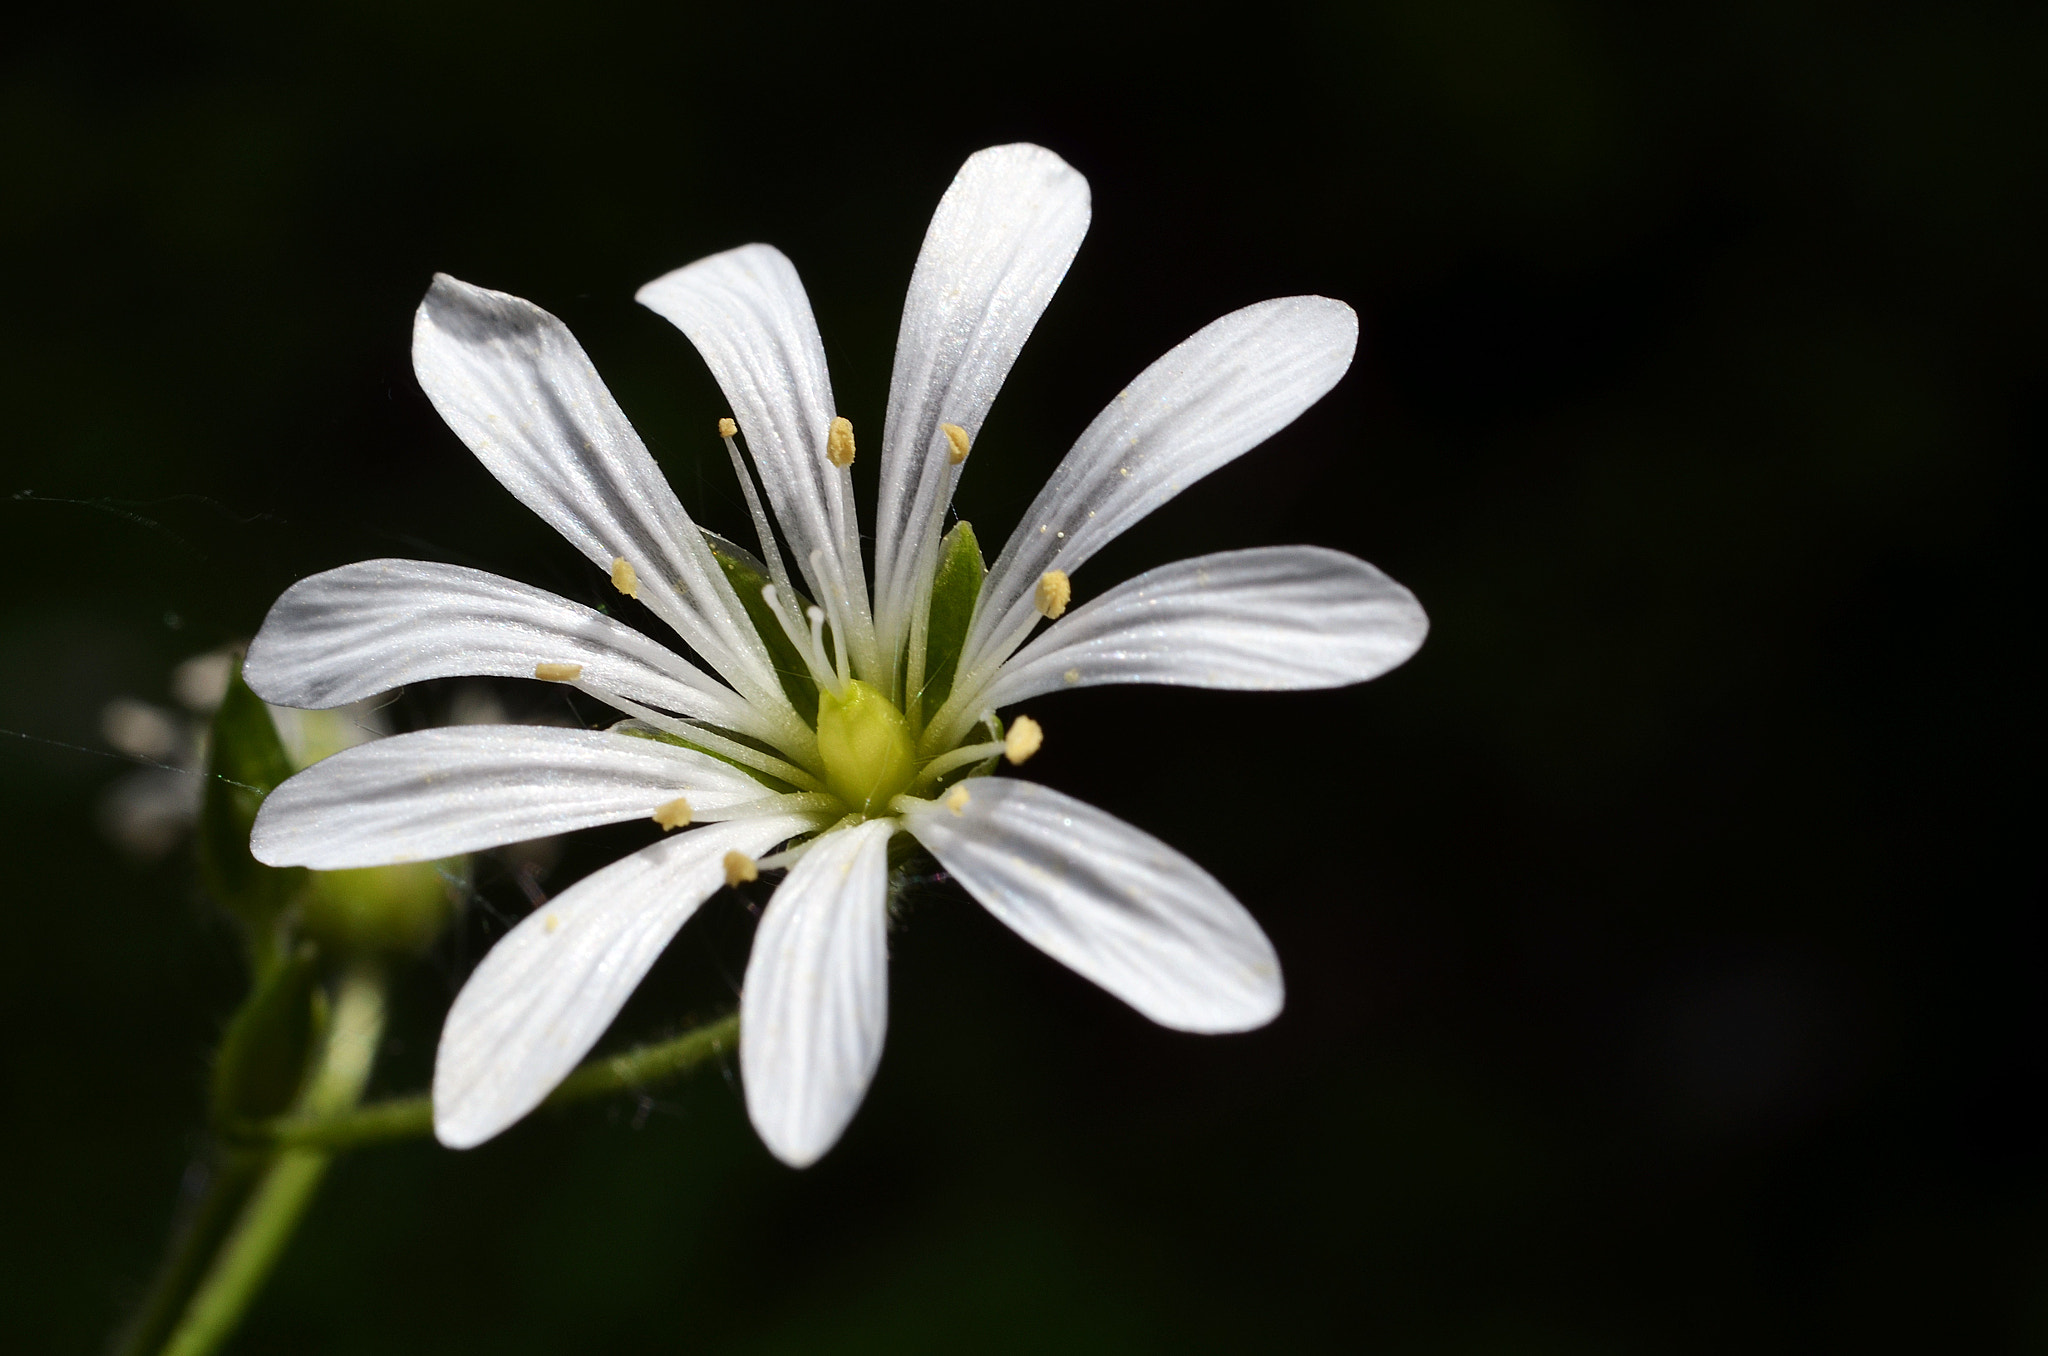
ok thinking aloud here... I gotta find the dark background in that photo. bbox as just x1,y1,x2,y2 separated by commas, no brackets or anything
2,2,2041,1351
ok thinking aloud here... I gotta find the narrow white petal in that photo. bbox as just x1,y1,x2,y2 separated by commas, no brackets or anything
902,780,1281,1033
740,817,896,1167
433,813,813,1149
243,558,770,739
958,297,1358,683
412,275,787,716
251,726,799,869
967,547,1427,719
872,144,1091,670
636,247,879,681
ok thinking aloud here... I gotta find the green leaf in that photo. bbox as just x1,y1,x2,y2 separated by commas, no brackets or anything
210,943,320,1124
706,531,821,725
197,661,304,958
914,520,985,724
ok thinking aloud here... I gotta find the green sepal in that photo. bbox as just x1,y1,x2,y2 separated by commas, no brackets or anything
705,532,822,726
915,520,985,724
197,661,303,962
210,942,319,1124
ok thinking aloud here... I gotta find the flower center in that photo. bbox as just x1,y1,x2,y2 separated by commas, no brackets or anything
815,679,916,817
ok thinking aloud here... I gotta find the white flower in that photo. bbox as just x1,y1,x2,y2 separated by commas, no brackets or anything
244,144,1428,1167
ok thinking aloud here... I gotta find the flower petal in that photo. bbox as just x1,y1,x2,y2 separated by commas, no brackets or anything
958,297,1358,686
412,275,788,719
243,558,770,739
740,817,896,1168
251,726,801,869
872,144,1091,673
960,546,1427,724
902,779,1281,1033
636,246,879,681
433,813,814,1149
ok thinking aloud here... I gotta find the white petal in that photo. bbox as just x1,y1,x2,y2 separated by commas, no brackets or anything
969,547,1428,718
902,780,1281,1033
250,725,798,869
872,145,1091,670
433,813,814,1149
243,558,769,739
740,817,896,1167
958,297,1358,684
412,275,787,716
636,247,880,681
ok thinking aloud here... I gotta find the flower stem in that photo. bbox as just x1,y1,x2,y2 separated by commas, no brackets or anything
107,1150,264,1356
245,1011,740,1152
157,963,388,1356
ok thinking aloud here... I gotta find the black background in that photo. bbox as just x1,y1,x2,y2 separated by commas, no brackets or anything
2,2,2041,1351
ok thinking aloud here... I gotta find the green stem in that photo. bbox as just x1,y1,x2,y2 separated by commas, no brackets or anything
244,1011,739,1152
158,964,388,1356
107,1150,264,1356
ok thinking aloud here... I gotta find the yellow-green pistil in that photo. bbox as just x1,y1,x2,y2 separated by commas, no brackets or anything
815,679,917,817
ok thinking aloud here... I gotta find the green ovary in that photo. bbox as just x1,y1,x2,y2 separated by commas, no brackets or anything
816,679,918,817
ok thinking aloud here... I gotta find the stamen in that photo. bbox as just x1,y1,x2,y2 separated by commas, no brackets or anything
945,784,972,816
534,662,584,682
1063,667,1082,685
1003,715,1043,765
826,416,856,468
610,556,640,599
720,418,797,601
544,913,561,933
941,422,971,465
1034,570,1071,619
723,850,758,887
652,797,693,830
912,739,1004,791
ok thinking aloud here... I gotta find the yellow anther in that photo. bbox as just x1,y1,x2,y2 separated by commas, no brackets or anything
1034,569,1071,619
945,784,972,816
717,416,738,439
723,850,759,887
652,797,693,830
534,662,584,682
1063,667,1081,685
543,913,561,934
826,415,856,468
610,556,640,599
941,422,971,465
1003,715,1043,765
